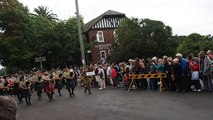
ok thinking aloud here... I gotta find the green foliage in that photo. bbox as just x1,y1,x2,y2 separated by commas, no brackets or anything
0,0,34,71
0,0,212,72
177,33,213,57
32,5,58,21
0,0,87,72
110,18,178,63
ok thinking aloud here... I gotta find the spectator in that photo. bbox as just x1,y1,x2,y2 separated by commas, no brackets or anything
176,53,189,92
132,58,142,89
111,63,118,88
98,65,106,90
191,58,201,92
207,50,213,82
149,57,159,90
172,58,182,92
167,57,175,91
0,96,18,120
198,51,212,92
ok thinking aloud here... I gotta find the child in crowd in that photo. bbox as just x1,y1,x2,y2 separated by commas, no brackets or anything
191,58,201,92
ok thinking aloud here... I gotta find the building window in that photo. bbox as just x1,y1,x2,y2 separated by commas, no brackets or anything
100,51,106,60
113,29,118,39
96,31,104,42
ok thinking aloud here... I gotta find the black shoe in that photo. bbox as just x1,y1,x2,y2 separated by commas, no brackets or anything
89,92,92,94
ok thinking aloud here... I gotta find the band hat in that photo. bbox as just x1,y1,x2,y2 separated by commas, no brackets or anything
152,56,157,60
43,71,48,75
175,53,182,57
173,58,179,63
70,69,74,72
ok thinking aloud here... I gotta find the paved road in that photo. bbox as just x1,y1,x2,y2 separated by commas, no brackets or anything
16,87,213,120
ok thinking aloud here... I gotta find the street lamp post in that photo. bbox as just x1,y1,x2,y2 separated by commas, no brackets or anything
75,0,86,68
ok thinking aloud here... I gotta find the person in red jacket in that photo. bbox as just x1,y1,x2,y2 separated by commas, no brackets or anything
191,58,201,92
111,63,118,88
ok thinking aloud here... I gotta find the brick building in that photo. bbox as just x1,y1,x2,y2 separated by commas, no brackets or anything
83,10,126,64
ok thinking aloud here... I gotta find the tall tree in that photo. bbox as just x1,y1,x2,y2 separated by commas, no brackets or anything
0,0,34,72
177,33,213,56
110,18,177,63
32,6,58,21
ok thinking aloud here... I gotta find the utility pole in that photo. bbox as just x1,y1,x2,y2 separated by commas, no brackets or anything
75,0,86,68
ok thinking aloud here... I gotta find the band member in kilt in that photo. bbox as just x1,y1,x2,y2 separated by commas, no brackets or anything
53,68,63,96
42,72,55,102
63,68,75,97
0,78,8,95
19,76,32,106
82,67,92,94
34,76,43,100
13,76,23,104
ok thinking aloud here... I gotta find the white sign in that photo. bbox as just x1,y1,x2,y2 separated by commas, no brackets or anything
95,44,112,50
35,57,46,62
86,71,95,76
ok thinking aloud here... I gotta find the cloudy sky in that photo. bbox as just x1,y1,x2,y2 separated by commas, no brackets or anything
18,0,213,35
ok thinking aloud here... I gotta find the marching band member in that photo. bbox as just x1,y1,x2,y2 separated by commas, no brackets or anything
13,76,23,104
0,77,6,95
34,76,43,100
0,76,9,95
82,67,92,94
42,72,55,102
53,68,63,96
19,76,32,106
63,67,75,97
7,75,16,96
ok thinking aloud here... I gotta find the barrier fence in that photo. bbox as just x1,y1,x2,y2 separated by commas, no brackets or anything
128,73,167,92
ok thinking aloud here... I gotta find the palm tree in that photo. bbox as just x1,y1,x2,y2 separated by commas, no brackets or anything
32,6,58,21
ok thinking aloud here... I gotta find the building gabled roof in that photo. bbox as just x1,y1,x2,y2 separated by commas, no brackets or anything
83,10,125,32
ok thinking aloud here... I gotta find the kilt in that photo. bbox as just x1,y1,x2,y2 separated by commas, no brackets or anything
66,78,76,89
13,83,20,95
0,88,7,95
34,82,43,93
55,79,63,89
44,82,54,94
21,88,31,98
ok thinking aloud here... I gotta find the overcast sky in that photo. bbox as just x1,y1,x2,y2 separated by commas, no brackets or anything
18,0,213,36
